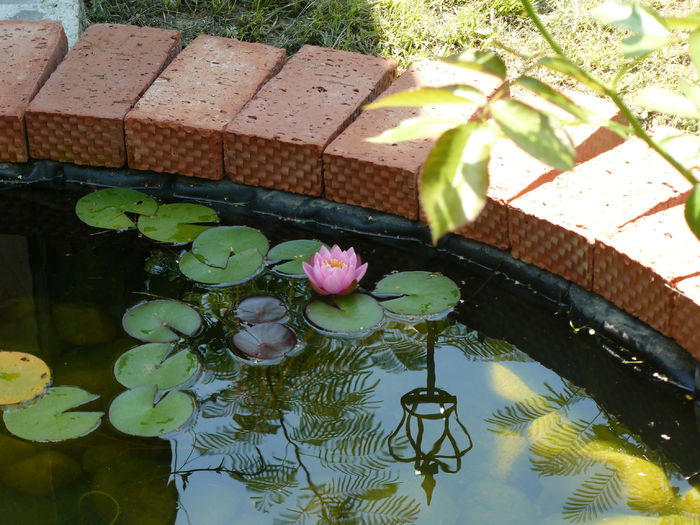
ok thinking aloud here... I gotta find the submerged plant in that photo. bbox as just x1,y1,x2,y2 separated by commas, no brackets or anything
303,244,368,296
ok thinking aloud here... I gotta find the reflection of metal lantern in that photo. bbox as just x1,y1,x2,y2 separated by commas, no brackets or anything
387,323,473,504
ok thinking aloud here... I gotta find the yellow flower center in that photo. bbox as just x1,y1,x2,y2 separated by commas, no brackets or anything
323,258,346,269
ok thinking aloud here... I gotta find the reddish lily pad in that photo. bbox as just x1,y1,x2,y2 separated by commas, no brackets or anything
0,352,51,406
235,296,288,324
230,323,297,361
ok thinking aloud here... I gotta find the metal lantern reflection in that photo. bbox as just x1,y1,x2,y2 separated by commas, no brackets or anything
388,323,473,504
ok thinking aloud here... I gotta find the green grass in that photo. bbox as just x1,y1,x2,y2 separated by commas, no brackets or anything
84,0,700,128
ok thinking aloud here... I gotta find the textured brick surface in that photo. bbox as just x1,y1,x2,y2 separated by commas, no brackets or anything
0,20,67,163
594,205,699,334
26,24,181,167
323,60,501,219
672,276,700,359
224,45,396,195
458,90,624,249
125,35,285,180
509,137,692,289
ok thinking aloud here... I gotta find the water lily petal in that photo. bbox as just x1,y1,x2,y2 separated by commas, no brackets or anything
330,245,344,260
354,262,368,282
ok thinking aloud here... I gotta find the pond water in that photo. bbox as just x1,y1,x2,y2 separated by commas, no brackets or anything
0,184,699,525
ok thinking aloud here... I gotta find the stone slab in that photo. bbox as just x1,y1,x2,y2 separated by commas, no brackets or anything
223,44,396,196
594,204,700,334
508,137,692,289
125,35,285,180
26,24,181,167
0,0,81,46
322,60,501,220
457,90,624,249
672,276,700,359
0,20,67,162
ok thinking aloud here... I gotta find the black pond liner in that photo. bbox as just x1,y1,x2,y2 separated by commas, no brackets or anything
2,160,700,480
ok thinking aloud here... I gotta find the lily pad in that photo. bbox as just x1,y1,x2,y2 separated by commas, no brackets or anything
373,271,460,318
137,203,219,244
267,239,325,276
2,386,102,442
179,248,264,285
75,189,158,230
122,300,202,343
0,352,51,405
108,385,195,437
305,294,383,336
230,323,297,361
235,296,288,324
192,226,269,268
114,343,200,390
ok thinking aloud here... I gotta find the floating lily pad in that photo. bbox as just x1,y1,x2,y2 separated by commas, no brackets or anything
230,323,297,361
305,294,383,336
191,226,269,268
0,352,51,405
75,189,158,230
235,296,288,324
179,248,264,285
267,239,325,276
108,385,195,437
373,271,460,318
137,203,219,244
122,300,202,343
2,386,102,442
114,343,200,390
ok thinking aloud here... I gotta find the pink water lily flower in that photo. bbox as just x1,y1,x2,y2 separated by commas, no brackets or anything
303,245,368,296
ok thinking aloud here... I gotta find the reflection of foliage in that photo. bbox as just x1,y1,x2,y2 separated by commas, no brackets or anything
562,468,622,523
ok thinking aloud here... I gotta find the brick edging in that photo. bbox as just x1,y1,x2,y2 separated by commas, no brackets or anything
2,21,698,359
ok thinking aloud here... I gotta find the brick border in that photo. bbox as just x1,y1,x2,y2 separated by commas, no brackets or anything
2,21,699,360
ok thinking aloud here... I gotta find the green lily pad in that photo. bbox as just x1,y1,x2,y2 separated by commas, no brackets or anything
267,239,325,277
108,385,195,437
373,271,460,318
137,203,219,244
2,386,102,442
114,343,200,390
0,352,51,405
305,294,383,336
122,300,202,343
178,248,264,285
75,189,158,230
191,226,269,268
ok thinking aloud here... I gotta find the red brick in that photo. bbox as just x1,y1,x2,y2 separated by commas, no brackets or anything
458,90,623,249
224,45,396,196
672,276,700,359
0,21,67,163
322,60,501,220
125,35,285,180
594,205,699,334
26,24,181,167
508,137,692,289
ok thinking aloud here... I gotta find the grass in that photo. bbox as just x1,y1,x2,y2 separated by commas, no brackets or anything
84,0,700,129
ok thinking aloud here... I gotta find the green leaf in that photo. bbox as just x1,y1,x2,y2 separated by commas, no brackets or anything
179,248,264,285
267,239,325,277
689,29,700,77
3,386,102,442
108,385,195,437
365,85,485,110
659,134,700,168
373,271,460,318
137,203,219,244
0,351,51,405
679,79,700,109
538,57,604,94
592,2,670,56
366,116,465,144
491,98,575,171
665,14,700,30
419,122,492,244
305,294,383,336
440,49,507,79
686,184,700,241
634,87,699,118
75,188,157,230
515,76,591,122
191,226,268,268
122,300,202,343
114,343,200,390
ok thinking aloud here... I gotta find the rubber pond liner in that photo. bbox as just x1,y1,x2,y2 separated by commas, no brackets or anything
0,160,699,523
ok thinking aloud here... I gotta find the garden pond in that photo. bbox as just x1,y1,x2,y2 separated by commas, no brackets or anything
0,177,699,525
